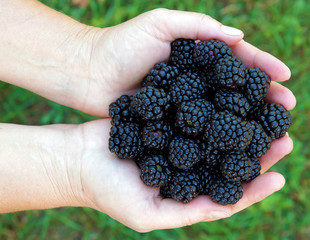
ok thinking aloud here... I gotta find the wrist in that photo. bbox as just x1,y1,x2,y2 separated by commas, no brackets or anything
0,124,88,212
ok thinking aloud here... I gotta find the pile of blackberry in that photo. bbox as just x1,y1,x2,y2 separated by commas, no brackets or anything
108,39,292,205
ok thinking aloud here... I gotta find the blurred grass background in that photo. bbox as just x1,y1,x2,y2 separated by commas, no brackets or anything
0,0,309,239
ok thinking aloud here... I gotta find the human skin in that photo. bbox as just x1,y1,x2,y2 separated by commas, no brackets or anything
0,0,296,232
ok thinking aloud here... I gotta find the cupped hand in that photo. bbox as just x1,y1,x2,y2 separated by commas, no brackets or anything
78,9,295,116
75,117,292,232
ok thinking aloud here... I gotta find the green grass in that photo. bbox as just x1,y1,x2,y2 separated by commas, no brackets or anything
1,0,309,239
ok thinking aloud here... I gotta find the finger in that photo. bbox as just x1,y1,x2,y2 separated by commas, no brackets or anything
260,135,293,173
232,40,291,82
228,172,285,215
144,9,244,45
265,81,296,110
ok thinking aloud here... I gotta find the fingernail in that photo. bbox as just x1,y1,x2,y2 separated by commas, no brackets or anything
221,25,243,36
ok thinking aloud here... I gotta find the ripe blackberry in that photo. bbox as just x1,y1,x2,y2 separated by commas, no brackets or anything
109,95,135,124
169,38,196,70
142,62,179,90
131,86,171,121
247,121,271,159
170,169,201,203
245,158,261,182
221,151,253,182
168,136,201,170
193,40,233,69
205,111,253,151
142,121,173,150
109,122,142,159
140,154,172,187
215,56,246,88
213,89,250,117
242,68,271,104
258,103,292,140
210,178,243,205
176,99,215,136
169,72,206,105
198,163,221,195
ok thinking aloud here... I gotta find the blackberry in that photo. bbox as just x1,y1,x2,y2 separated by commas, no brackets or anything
109,122,142,159
215,56,246,88
210,178,243,205
140,154,172,187
213,89,250,117
245,158,261,182
131,86,171,121
176,99,215,136
193,40,233,69
109,95,135,124
168,136,201,170
247,121,271,159
170,169,201,203
221,151,253,182
169,38,196,70
258,103,292,140
169,72,206,105
198,163,221,195
242,68,271,104
142,62,179,90
142,121,173,150
205,111,253,151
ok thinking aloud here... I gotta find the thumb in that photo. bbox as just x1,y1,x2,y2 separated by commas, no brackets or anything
140,8,244,45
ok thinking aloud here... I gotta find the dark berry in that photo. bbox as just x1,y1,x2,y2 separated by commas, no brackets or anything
142,62,179,90
176,99,215,136
168,136,201,170
131,86,171,121
140,154,172,187
215,56,246,88
210,178,243,205
170,169,201,203
109,122,142,159
258,103,291,140
169,72,206,105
